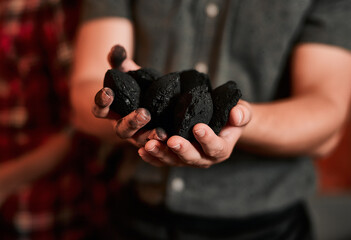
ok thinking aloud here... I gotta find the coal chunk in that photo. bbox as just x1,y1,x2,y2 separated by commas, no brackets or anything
209,81,242,134
173,85,213,140
103,69,140,117
127,68,161,91
101,43,243,141
180,69,212,93
141,72,181,130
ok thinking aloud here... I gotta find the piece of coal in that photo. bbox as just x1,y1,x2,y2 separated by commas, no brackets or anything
141,72,181,130
173,85,213,140
179,69,212,93
108,45,127,69
209,81,242,134
127,68,161,90
103,69,140,117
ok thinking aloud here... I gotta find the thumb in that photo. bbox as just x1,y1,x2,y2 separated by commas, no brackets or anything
229,100,252,127
107,44,140,72
92,87,114,118
119,58,141,72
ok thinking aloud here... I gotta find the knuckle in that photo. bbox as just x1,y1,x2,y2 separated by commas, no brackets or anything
115,130,128,139
206,144,224,157
180,157,194,165
126,118,139,130
115,121,129,139
119,114,141,131
115,117,141,139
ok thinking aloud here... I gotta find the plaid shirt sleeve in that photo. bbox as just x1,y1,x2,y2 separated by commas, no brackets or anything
0,0,122,239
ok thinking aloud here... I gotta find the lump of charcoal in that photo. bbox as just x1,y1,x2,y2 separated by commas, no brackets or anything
179,69,212,93
173,85,213,140
127,68,161,90
108,44,127,69
141,72,181,130
103,69,140,117
209,81,242,135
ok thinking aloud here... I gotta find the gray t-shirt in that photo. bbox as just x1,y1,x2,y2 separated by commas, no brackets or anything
82,0,351,217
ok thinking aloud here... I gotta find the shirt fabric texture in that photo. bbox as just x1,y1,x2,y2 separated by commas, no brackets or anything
82,0,351,217
0,0,121,238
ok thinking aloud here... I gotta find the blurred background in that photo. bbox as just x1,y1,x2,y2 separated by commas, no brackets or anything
1,0,350,239
309,114,351,240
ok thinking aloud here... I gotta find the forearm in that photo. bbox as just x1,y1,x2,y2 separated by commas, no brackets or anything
0,130,72,203
70,17,134,143
238,44,351,158
71,80,120,143
239,94,348,158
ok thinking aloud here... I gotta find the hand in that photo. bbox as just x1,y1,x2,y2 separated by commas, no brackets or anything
138,100,252,168
92,45,167,147
93,97,167,147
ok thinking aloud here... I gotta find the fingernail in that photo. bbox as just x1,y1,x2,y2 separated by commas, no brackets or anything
103,87,114,97
95,88,113,107
170,144,180,151
194,129,205,138
148,145,159,153
235,108,243,125
156,128,167,140
135,108,151,122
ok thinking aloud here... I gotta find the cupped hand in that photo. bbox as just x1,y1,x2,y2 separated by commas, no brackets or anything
138,100,252,168
92,45,167,147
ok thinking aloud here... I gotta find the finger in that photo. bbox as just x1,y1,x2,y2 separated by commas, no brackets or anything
131,128,162,147
147,128,168,141
167,136,213,168
228,100,252,127
114,108,151,139
193,123,230,160
118,59,140,72
128,130,150,147
92,87,114,118
138,147,166,167
129,127,167,148
108,44,127,69
145,140,186,166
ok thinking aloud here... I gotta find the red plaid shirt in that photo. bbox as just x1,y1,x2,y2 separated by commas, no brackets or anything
0,0,120,239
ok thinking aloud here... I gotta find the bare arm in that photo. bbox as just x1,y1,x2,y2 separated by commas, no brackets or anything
239,43,351,158
0,130,72,205
141,44,351,167
72,18,350,167
70,17,136,143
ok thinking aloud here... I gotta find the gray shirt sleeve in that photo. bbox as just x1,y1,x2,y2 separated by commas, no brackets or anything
81,0,131,23
298,0,351,51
